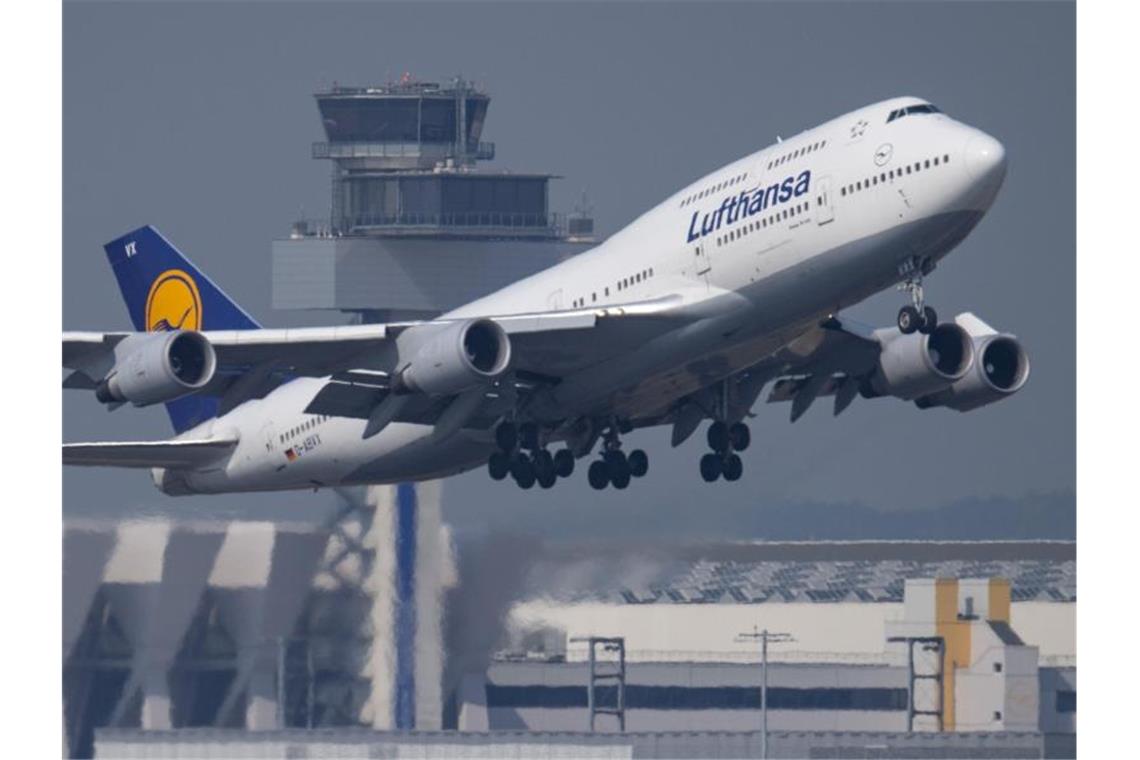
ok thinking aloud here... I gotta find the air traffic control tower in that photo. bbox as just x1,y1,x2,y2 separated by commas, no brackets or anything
265,79,595,733
272,78,595,321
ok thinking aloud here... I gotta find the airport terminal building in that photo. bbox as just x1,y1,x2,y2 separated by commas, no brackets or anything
63,503,1076,758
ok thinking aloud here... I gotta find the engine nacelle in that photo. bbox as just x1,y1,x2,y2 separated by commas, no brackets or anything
916,333,1030,412
395,318,511,396
95,331,217,407
866,323,975,401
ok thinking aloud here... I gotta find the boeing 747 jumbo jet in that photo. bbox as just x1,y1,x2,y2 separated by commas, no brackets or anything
63,96,1027,494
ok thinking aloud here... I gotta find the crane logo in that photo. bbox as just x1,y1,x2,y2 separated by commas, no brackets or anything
145,269,202,332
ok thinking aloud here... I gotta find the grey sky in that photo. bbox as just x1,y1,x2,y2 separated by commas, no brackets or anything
63,1,1074,527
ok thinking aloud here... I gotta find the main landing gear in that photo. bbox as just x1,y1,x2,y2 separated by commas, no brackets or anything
487,422,575,490
699,420,750,483
587,420,649,491
897,263,938,336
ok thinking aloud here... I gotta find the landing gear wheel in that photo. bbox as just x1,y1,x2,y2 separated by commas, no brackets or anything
627,449,649,478
707,421,730,453
495,423,518,452
919,306,938,335
533,450,555,486
728,423,751,452
604,450,629,481
518,422,540,451
897,306,920,335
723,454,743,482
536,468,557,489
553,449,575,478
588,460,609,490
510,453,534,487
700,453,722,482
487,452,510,481
611,466,631,490
513,457,536,490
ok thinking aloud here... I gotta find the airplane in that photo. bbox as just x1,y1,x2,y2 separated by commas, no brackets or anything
63,96,1028,495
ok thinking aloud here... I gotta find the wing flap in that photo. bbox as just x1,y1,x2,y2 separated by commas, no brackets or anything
63,438,238,468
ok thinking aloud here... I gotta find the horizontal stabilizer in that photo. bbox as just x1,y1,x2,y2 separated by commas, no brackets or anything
63,438,238,468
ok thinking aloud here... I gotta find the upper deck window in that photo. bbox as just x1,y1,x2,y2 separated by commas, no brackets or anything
887,103,942,123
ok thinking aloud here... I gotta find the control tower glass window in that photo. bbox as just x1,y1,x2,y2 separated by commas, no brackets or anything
319,95,490,146
343,175,549,229
320,99,420,142
419,99,458,143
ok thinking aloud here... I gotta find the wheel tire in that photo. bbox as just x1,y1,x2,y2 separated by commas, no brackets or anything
700,453,722,482
627,449,649,478
611,466,631,489
519,422,540,451
919,306,938,335
537,469,557,489
510,453,532,481
487,452,510,481
533,450,555,480
898,306,919,335
587,460,609,490
495,423,518,452
606,452,630,483
603,448,626,474
707,421,730,453
514,461,536,490
553,449,575,478
728,423,751,452
723,454,743,482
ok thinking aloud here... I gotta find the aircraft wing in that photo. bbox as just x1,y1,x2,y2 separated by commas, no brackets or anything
63,293,693,412
752,316,884,422
62,438,238,468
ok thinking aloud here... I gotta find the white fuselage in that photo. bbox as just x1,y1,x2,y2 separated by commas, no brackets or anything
162,96,1008,495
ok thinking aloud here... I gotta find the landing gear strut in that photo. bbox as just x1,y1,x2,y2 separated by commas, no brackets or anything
586,419,649,491
700,420,748,483
897,261,938,336
487,421,575,490
698,379,751,483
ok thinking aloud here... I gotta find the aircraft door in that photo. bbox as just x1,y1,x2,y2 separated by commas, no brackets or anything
547,289,564,310
261,421,278,458
693,242,711,278
815,176,835,225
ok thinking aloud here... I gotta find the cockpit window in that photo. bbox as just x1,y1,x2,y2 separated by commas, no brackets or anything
887,103,942,123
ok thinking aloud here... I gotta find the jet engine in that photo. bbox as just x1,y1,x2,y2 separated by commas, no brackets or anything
394,318,512,396
916,333,1030,411
95,331,217,407
865,322,975,401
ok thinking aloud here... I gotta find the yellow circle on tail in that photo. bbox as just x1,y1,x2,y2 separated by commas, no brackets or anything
145,269,202,332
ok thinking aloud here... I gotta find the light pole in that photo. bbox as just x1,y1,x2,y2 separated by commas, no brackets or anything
736,627,793,760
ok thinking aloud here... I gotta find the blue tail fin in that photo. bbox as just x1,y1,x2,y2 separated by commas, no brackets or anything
103,225,261,434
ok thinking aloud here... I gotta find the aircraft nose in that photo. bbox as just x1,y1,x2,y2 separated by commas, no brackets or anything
964,131,1007,186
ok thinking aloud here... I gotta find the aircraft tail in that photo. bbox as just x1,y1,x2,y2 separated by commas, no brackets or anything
102,225,261,433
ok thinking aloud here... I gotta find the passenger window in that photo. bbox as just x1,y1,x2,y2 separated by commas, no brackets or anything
934,157,939,166
944,154,950,162
924,159,931,169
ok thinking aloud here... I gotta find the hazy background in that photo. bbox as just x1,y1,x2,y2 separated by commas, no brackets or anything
63,1,1075,538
